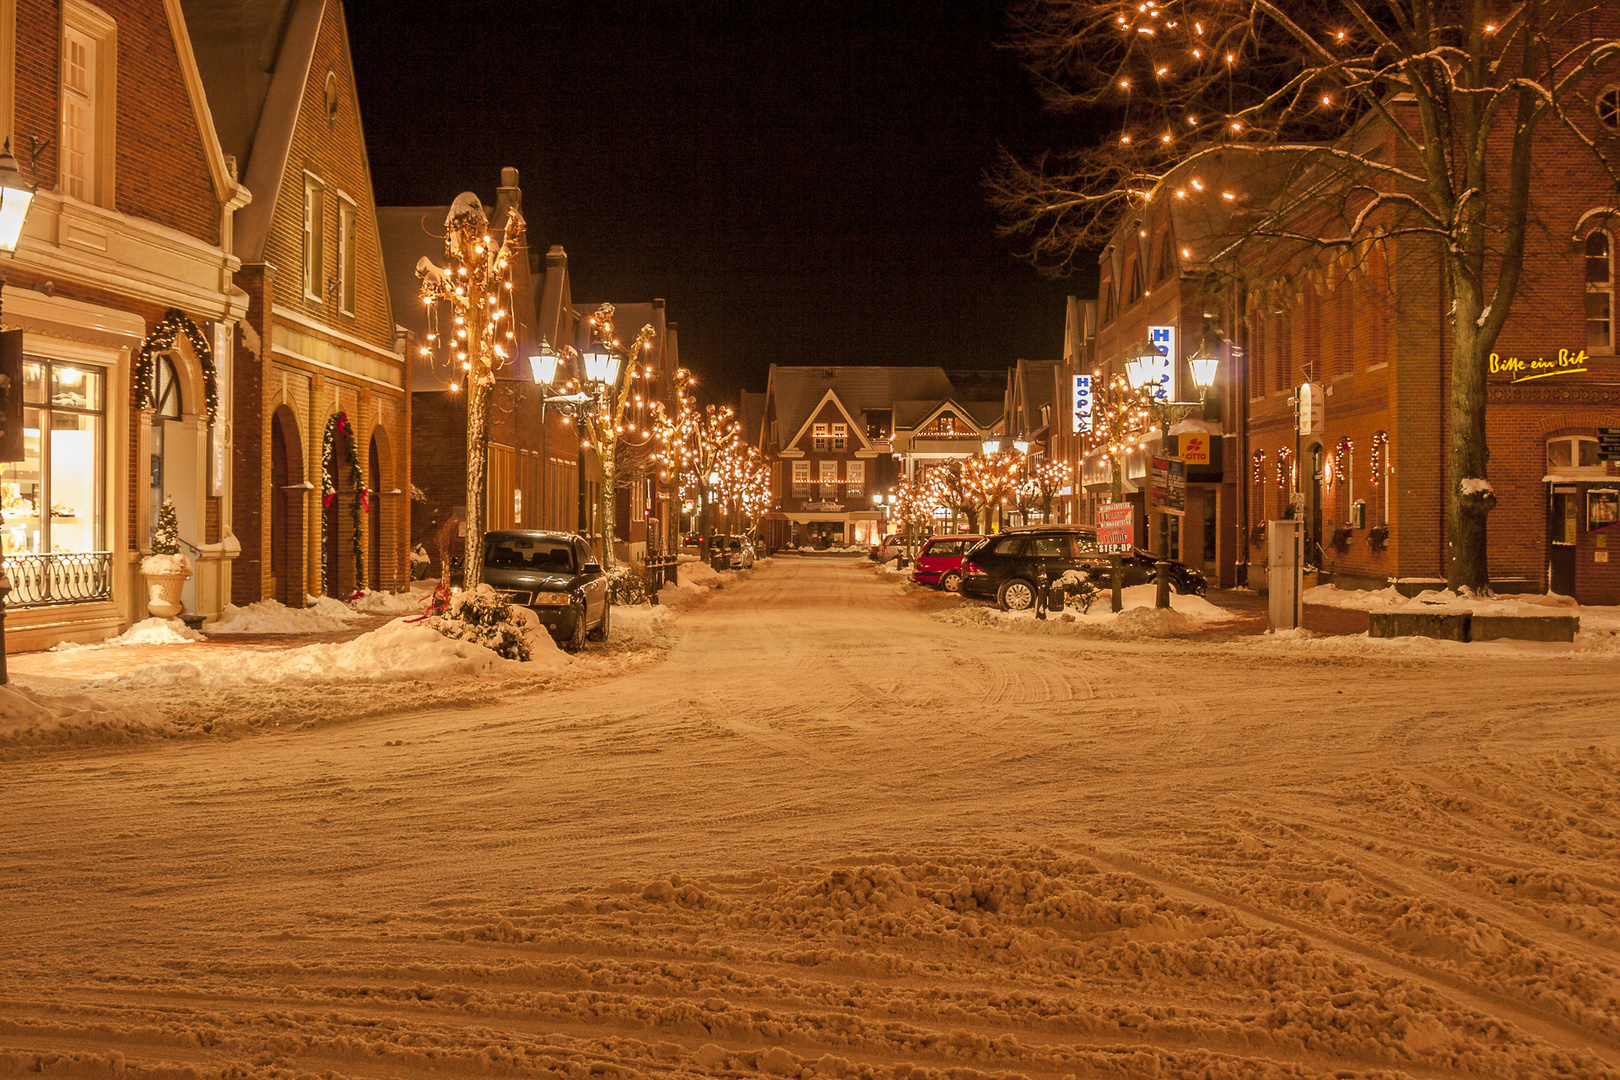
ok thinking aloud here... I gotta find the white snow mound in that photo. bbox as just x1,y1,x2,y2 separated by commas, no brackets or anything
51,617,202,650
0,684,173,744
114,618,548,688
210,598,356,634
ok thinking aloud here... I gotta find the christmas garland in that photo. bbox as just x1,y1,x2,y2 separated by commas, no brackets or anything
135,309,219,422
320,411,369,595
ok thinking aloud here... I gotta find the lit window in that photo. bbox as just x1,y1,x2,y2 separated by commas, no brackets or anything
846,461,864,489
1586,230,1613,351
303,174,326,302
58,5,115,206
831,423,847,450
819,460,837,486
1547,435,1601,473
792,460,809,493
337,195,357,315
812,422,829,451
1,358,109,606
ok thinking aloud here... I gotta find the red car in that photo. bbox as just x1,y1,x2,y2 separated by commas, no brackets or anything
910,535,983,592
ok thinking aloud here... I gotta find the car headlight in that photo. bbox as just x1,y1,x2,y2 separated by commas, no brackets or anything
531,592,572,606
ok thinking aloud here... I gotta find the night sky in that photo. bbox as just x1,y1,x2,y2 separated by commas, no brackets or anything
346,0,1089,402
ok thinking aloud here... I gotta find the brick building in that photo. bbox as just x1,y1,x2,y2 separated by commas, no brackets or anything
0,0,250,650
182,0,409,606
756,366,1001,549
1064,40,1620,603
384,176,681,570
380,172,585,568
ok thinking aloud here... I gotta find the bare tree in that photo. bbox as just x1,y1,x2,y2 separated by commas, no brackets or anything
991,0,1620,591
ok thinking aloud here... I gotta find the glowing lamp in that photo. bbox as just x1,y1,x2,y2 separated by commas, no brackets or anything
582,339,620,385
1125,357,1158,390
1189,354,1220,391
1013,440,1030,454
0,140,36,254
981,438,1002,455
528,344,561,386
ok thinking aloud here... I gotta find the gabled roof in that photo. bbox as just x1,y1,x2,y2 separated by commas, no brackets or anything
765,366,957,447
901,398,1002,434
181,0,387,270
783,389,873,453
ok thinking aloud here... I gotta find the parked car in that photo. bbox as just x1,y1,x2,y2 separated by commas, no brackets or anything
869,533,903,562
960,525,1207,611
480,530,611,650
724,535,756,569
910,534,983,592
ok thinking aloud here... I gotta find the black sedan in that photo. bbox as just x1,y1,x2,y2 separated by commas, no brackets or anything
481,530,610,650
960,525,1206,611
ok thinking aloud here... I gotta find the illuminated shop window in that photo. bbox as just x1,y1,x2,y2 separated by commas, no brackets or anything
1547,435,1601,473
1,358,105,556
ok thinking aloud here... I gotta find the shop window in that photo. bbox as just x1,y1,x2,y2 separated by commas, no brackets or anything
1587,230,1613,351
1547,435,1602,473
1,358,108,605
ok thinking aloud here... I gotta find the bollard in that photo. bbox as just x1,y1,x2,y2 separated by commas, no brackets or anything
1035,566,1049,620
1155,560,1172,609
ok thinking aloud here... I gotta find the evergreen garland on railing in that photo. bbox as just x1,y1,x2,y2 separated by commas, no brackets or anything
320,411,370,595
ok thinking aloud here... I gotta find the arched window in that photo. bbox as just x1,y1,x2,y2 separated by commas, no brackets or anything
1598,85,1620,134
1587,231,1614,351
1126,259,1144,305
152,355,181,420
1547,435,1602,474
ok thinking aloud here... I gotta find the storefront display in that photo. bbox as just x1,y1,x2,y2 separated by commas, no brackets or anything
0,357,108,606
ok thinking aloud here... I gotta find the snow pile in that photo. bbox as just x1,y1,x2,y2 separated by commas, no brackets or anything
609,603,678,648
0,683,173,745
51,617,201,650
306,594,367,621
1303,583,1407,610
945,584,1234,637
209,598,358,635
112,617,552,688
426,583,536,662
350,588,427,616
677,560,720,588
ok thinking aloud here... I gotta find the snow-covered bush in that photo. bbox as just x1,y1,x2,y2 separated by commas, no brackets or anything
427,583,531,661
1056,569,1099,614
409,543,432,580
140,496,191,576
608,564,656,606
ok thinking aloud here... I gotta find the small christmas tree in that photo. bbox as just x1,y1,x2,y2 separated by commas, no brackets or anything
151,496,180,555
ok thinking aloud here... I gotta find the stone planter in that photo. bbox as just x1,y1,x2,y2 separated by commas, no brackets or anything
142,569,191,619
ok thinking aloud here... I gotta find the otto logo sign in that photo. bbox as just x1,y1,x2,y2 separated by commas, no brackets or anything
1180,432,1211,465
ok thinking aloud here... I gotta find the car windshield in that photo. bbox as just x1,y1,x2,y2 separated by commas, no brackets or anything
486,536,575,573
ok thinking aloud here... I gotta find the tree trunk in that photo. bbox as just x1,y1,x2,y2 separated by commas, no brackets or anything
464,376,489,589
1446,272,1493,594
599,448,617,572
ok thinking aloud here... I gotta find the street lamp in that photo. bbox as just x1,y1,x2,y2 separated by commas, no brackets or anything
1013,439,1030,455
981,438,1001,455
581,337,620,386
528,342,561,388
0,139,37,255
1188,339,1220,394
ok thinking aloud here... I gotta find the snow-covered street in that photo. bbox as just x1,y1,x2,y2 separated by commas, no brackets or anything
4,558,1619,1078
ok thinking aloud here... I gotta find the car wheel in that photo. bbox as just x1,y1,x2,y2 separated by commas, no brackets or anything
566,602,588,652
997,578,1035,611
940,571,963,593
588,599,610,642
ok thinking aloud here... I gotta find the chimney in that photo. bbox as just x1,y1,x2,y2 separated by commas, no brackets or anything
493,166,521,230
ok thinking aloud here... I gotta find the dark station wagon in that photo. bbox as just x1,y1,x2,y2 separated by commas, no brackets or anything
960,525,1207,610
481,530,611,650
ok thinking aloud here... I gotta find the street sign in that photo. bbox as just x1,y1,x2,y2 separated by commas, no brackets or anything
1297,382,1324,436
1072,374,1093,434
0,329,21,462
1150,456,1186,513
1599,428,1620,461
1097,502,1134,553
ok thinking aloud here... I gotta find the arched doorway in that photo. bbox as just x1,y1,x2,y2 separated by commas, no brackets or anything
270,405,304,607
322,413,358,599
1306,442,1325,563
368,434,381,589
148,356,181,544
366,424,395,592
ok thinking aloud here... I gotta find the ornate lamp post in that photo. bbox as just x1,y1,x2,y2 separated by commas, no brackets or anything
528,342,592,533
